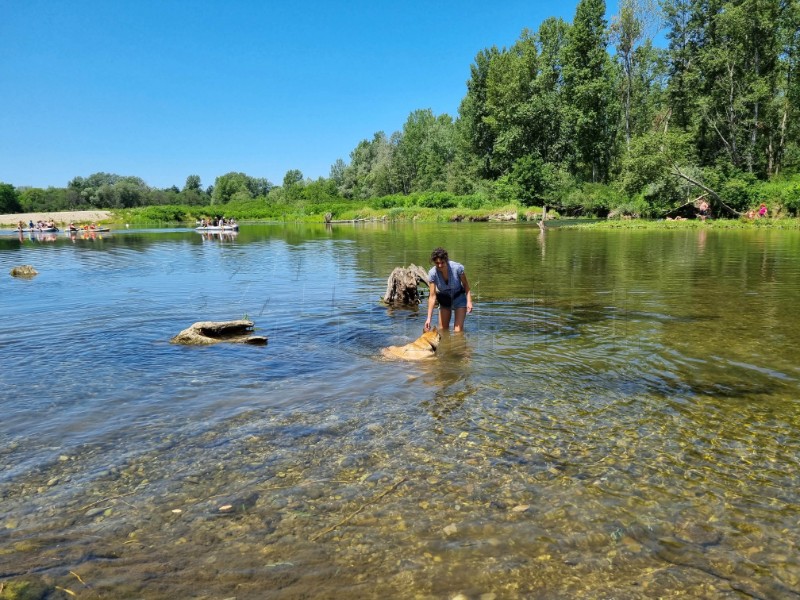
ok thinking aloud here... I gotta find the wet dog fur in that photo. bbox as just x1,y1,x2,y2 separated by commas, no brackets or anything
381,327,441,360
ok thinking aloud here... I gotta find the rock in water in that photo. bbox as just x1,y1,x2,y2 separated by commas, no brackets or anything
10,265,38,278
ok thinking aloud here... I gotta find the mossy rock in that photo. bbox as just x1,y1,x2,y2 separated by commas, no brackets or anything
9,265,38,279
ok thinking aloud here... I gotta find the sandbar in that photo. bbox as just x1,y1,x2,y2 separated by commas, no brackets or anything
0,210,113,227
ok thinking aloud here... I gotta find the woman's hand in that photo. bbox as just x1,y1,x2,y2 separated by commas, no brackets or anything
424,320,431,332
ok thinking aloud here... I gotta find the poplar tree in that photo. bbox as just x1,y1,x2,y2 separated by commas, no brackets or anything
563,0,618,182
610,0,662,148
459,46,502,178
534,17,571,167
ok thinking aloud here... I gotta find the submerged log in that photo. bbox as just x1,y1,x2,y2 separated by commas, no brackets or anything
171,320,268,346
10,265,38,278
383,264,429,306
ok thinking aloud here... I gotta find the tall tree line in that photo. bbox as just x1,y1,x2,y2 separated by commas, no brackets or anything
335,0,799,214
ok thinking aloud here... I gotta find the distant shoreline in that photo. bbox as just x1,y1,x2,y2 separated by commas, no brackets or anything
0,210,113,227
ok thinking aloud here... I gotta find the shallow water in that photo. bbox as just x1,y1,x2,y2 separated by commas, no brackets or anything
1,223,799,598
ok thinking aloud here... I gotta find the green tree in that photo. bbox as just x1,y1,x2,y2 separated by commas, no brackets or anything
339,132,396,198
0,183,21,213
507,155,557,206
609,0,661,148
459,46,502,178
329,159,347,186
533,17,572,167
66,172,148,208
184,175,202,192
662,0,706,132
563,0,619,182
664,0,789,179
212,172,252,204
283,169,303,187
283,169,304,203
697,0,783,175
302,177,339,204
482,31,539,176
394,109,458,192
249,177,273,197
776,0,800,174
18,187,46,212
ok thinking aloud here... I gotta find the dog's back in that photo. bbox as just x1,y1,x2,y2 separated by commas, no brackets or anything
381,328,441,360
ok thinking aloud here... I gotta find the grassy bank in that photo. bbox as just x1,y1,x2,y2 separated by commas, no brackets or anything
8,202,797,231
110,202,545,226
563,217,800,230
109,201,800,230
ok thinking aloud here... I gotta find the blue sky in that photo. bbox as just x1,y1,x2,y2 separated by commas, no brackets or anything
1,1,620,190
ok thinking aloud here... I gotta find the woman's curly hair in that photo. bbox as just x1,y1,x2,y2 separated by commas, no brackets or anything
430,247,449,263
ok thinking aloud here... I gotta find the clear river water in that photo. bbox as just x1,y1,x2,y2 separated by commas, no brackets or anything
1,222,799,599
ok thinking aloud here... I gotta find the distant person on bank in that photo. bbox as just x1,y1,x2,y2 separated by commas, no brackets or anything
424,247,473,333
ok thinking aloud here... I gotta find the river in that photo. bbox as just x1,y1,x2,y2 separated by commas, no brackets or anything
1,222,799,598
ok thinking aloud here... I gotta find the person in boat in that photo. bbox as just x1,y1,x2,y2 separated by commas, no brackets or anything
17,221,24,231
28,220,34,230
424,247,473,333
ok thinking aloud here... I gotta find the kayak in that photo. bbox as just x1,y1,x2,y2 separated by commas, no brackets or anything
67,227,110,233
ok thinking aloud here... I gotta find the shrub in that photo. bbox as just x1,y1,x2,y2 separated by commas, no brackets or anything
782,183,800,215
458,194,485,210
417,192,457,209
608,195,650,219
370,195,404,210
721,178,757,212
126,205,189,223
579,184,621,217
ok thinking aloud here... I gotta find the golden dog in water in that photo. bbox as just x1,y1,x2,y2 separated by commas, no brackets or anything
381,327,441,360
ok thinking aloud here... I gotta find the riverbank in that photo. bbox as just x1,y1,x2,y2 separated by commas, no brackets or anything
0,210,113,227
2,208,798,230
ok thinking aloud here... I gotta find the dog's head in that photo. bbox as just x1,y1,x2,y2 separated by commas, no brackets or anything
421,327,441,350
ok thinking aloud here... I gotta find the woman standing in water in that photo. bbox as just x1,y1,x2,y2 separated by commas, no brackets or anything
424,247,473,333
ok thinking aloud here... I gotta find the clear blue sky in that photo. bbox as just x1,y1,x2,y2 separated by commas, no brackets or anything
1,0,620,190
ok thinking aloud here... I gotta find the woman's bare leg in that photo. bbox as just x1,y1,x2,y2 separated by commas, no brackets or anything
438,307,452,329
453,307,467,332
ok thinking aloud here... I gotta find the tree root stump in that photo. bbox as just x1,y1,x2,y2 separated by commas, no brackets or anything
171,320,268,346
10,265,38,278
383,264,429,306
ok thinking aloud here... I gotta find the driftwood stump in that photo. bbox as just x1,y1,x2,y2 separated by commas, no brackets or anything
383,264,428,306
171,320,268,346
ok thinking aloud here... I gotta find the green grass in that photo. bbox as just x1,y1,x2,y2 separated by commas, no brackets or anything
564,217,800,230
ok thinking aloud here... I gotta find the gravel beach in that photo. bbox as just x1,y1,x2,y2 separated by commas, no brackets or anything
0,210,113,227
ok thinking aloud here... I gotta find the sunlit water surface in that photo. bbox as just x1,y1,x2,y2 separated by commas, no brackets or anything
1,223,799,599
